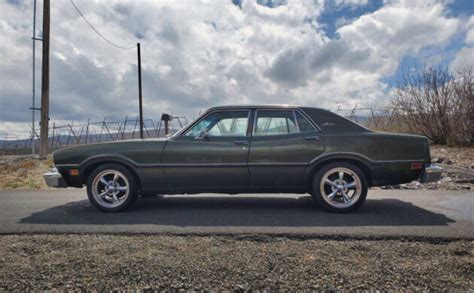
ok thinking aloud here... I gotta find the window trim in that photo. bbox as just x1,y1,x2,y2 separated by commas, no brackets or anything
181,109,251,138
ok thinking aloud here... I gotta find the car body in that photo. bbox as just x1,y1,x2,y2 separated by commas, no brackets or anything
44,105,442,212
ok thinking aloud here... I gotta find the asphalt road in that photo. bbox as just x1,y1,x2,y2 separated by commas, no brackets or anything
0,189,472,239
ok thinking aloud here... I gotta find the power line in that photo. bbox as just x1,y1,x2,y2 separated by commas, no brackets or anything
70,0,136,50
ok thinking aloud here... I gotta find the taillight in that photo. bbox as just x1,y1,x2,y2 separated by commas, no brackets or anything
69,169,79,176
411,163,423,170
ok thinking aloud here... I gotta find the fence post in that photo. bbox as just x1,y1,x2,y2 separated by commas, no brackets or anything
103,119,114,141
131,117,138,139
122,116,128,140
85,118,90,144
51,122,55,147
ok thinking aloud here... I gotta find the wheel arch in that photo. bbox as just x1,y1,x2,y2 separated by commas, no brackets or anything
80,156,142,190
306,154,373,192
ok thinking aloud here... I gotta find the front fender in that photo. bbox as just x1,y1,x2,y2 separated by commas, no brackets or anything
55,154,140,187
77,154,140,172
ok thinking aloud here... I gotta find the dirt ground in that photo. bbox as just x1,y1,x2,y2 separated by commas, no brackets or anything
0,235,472,291
0,145,472,190
430,145,474,169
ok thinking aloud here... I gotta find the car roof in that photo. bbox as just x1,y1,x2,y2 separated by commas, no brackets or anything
206,104,324,111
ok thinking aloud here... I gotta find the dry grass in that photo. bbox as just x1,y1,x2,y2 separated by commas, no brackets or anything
0,156,54,190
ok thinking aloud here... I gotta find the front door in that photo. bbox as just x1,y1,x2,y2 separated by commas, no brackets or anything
162,110,251,191
248,109,324,188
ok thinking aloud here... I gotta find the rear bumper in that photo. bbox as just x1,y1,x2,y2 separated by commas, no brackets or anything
43,168,67,188
420,164,443,183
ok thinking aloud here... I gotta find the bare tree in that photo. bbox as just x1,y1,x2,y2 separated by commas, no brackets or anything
391,65,473,145
452,67,474,144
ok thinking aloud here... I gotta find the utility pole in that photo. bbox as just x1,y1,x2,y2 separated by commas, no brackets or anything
39,0,50,158
137,42,144,139
31,0,37,155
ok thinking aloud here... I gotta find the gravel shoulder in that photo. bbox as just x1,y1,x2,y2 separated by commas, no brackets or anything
0,235,472,291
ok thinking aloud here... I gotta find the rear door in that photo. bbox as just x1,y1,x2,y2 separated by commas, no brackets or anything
248,109,324,188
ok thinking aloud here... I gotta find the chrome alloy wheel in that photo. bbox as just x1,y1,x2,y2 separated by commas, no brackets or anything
91,170,130,208
319,167,362,208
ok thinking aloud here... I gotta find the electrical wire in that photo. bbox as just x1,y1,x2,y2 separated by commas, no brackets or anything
70,0,136,50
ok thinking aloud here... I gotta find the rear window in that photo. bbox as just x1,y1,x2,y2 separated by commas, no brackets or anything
295,111,317,132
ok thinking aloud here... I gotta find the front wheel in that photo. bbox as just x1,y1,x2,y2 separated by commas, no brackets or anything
311,162,368,213
86,164,138,212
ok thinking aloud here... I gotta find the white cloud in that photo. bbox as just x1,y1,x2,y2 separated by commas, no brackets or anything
449,15,474,72
269,0,460,107
450,47,474,72
333,0,369,8
0,0,466,138
337,2,458,73
466,16,474,45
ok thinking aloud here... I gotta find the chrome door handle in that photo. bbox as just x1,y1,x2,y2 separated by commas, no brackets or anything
233,140,249,146
304,135,320,141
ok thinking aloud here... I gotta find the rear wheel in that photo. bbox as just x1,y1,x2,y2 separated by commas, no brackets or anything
311,162,368,213
86,164,138,212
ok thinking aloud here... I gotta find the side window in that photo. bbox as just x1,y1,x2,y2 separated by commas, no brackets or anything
184,111,249,137
296,111,317,132
254,110,297,136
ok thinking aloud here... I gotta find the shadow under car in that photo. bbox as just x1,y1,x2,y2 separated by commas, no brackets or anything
19,195,454,227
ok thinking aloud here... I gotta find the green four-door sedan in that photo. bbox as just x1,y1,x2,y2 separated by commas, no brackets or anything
44,105,442,213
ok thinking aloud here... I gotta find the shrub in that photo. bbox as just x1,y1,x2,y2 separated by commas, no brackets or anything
391,66,473,145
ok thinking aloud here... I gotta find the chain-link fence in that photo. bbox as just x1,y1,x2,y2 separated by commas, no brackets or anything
0,115,189,152
1,106,412,153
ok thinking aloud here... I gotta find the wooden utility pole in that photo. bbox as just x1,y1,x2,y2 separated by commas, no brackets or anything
39,0,50,158
137,42,144,139
31,0,37,155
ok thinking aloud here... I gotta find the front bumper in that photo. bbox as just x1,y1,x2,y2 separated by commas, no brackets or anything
420,164,443,183
43,168,67,188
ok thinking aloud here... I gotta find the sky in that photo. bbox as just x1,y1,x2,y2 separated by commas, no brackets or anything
0,0,473,138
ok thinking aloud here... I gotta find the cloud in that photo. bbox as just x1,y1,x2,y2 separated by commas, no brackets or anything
450,16,474,71
0,0,467,138
450,47,474,71
466,16,474,45
267,0,459,103
332,0,369,9
337,2,459,73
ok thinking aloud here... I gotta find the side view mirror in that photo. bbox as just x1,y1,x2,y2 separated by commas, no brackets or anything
195,129,209,140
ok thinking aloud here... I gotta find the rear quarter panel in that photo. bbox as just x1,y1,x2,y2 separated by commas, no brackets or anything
321,132,428,186
323,132,427,161
302,107,429,186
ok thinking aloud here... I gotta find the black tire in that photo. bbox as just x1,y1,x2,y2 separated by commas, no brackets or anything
86,163,138,212
311,162,368,213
